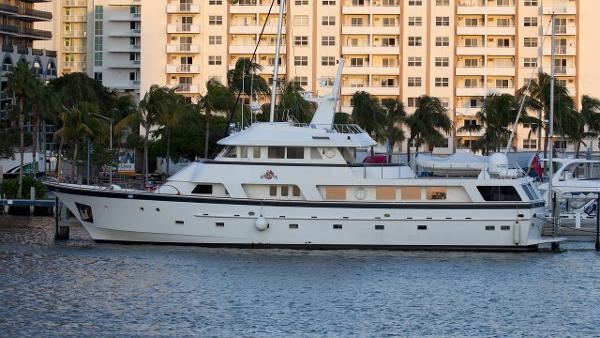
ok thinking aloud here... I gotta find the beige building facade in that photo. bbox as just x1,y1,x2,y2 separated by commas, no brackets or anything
137,0,600,152
35,0,141,97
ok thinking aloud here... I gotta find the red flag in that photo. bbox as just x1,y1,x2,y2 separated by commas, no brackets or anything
531,153,543,182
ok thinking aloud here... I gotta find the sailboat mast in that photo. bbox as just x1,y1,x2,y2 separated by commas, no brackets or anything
269,0,285,123
548,12,555,222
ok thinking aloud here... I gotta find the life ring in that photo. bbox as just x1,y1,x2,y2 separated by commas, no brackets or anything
354,187,367,200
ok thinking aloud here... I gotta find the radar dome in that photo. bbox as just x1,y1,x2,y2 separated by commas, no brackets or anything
488,153,509,176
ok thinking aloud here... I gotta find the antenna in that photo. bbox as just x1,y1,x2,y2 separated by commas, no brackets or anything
269,0,285,123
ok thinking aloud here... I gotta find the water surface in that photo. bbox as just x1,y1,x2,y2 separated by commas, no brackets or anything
1,217,599,337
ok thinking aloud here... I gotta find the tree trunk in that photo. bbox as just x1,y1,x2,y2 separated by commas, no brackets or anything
17,98,24,199
32,114,39,177
204,116,211,159
144,129,149,182
166,127,171,176
406,138,412,166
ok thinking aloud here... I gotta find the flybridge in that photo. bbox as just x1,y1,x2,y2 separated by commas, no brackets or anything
294,123,366,134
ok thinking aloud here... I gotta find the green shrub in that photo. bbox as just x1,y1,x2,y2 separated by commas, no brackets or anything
0,177,47,199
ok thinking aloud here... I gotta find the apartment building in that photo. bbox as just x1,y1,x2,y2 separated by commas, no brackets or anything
1,0,56,112
142,0,596,153
35,0,141,97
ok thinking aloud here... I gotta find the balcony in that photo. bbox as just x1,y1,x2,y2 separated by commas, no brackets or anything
554,66,576,76
456,87,487,97
19,28,52,40
228,44,286,54
166,44,200,53
0,24,18,35
455,107,482,116
64,0,86,7
166,24,200,34
342,45,400,55
342,4,400,15
0,3,18,15
64,15,86,22
341,85,399,96
456,66,515,76
542,6,576,15
543,46,576,56
229,5,280,14
457,25,514,36
63,30,85,38
62,61,86,69
342,25,399,35
109,12,141,21
545,25,576,36
174,84,200,94
63,45,85,53
166,64,200,74
456,0,515,15
17,8,53,21
343,66,400,76
229,24,283,35
166,3,200,13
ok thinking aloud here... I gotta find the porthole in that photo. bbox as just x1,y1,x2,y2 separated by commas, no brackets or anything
216,222,224,227
140,207,144,211
248,211,255,216
333,224,342,229
485,225,495,231
501,225,511,231
375,225,384,230
175,220,184,225
156,208,160,212
417,225,427,230
289,224,299,229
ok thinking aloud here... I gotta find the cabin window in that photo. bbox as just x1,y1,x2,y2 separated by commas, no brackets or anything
325,186,346,200
281,186,289,196
376,187,396,200
222,146,237,158
287,147,304,159
310,148,322,159
401,187,421,200
269,186,277,196
426,188,447,200
253,147,261,159
477,186,521,201
240,147,248,158
192,184,213,194
292,186,301,197
268,146,285,159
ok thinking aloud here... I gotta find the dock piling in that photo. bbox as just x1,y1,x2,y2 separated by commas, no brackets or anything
596,193,599,252
54,197,69,240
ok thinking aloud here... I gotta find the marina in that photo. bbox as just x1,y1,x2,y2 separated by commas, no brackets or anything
1,216,599,337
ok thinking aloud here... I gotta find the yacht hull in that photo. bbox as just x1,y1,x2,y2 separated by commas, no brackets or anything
50,184,552,251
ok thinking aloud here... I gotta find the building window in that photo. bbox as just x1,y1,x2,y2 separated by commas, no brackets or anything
524,0,538,6
435,16,449,26
436,0,449,5
322,16,335,25
294,76,308,86
524,37,538,47
407,97,419,107
408,17,422,26
208,56,222,65
408,0,422,5
495,79,510,88
209,36,222,45
208,16,222,25
94,72,102,82
435,37,449,46
408,36,422,46
523,139,537,149
321,36,335,46
321,56,335,66
208,0,222,4
295,0,309,5
322,0,336,5
523,57,537,68
435,77,449,87
294,15,308,26
408,77,421,87
294,36,308,46
435,57,449,67
407,57,421,67
294,56,308,66
524,17,537,27
94,52,102,66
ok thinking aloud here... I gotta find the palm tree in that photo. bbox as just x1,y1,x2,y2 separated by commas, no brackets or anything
381,99,406,162
30,84,60,176
519,71,575,158
405,95,451,164
275,81,315,123
227,58,271,130
351,91,385,139
576,95,600,156
155,89,187,175
5,60,40,198
199,79,235,159
54,105,100,182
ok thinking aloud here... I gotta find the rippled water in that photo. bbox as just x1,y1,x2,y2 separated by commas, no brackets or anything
1,217,599,337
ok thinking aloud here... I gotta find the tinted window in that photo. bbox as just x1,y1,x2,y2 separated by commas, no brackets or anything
287,147,304,159
192,184,212,194
477,186,521,201
268,146,285,159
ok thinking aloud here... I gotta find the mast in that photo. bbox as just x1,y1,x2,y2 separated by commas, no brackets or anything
269,0,285,123
548,12,556,230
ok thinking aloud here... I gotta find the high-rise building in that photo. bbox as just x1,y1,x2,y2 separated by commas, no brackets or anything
1,0,56,115
35,0,141,97
143,0,600,152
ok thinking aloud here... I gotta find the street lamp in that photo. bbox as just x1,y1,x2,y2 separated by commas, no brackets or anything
91,113,113,185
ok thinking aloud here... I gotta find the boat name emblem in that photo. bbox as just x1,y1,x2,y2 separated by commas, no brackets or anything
260,170,278,180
